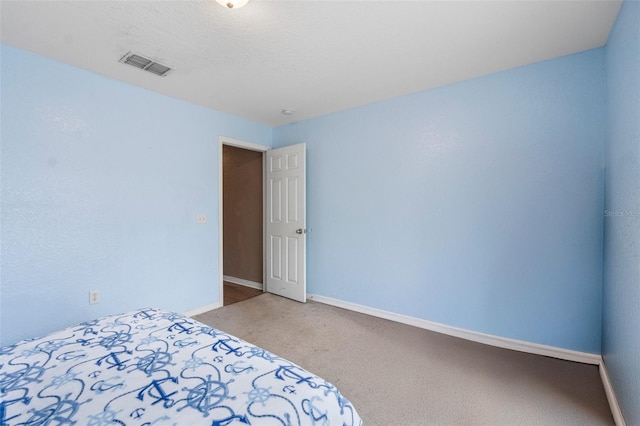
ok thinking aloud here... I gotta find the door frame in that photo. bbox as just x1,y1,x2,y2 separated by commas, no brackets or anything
218,136,270,306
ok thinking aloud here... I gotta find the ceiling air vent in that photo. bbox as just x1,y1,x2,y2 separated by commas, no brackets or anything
119,52,171,77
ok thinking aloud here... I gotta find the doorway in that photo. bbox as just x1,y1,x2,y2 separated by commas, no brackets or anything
219,137,269,306
218,137,308,307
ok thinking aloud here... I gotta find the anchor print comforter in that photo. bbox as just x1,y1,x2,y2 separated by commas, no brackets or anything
0,308,362,425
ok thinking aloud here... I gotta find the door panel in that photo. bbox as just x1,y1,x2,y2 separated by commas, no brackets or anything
287,177,299,222
265,143,306,302
270,236,282,280
270,178,282,223
286,236,298,283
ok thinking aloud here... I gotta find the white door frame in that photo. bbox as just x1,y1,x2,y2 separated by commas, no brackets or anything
218,136,270,306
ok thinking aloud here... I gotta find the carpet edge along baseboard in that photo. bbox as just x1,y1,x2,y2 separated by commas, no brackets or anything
307,293,602,365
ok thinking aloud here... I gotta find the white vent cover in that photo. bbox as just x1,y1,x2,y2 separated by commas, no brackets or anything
119,52,171,77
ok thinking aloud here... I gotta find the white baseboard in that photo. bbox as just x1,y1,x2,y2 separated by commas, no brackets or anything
223,275,263,291
307,294,602,365
600,361,627,426
183,302,222,317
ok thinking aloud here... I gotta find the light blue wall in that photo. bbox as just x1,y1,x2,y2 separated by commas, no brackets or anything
274,49,606,353
0,39,614,357
0,45,272,346
603,1,640,424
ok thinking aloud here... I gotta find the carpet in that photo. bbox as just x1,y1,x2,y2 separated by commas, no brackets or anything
194,293,613,425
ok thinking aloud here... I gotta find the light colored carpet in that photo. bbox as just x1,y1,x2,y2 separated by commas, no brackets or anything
194,293,613,425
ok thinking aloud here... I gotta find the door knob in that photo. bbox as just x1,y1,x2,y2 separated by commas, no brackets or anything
296,228,306,234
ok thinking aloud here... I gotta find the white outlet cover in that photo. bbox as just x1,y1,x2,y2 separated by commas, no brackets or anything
197,213,207,224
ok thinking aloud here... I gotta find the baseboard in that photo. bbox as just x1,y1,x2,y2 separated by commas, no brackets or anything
307,294,602,365
223,275,263,290
183,302,222,317
599,361,626,426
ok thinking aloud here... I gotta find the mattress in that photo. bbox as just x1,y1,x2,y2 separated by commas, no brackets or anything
0,308,362,425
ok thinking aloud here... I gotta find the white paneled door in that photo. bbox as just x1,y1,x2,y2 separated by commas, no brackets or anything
265,143,306,303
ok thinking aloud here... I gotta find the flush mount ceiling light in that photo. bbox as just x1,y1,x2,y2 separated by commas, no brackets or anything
215,0,251,9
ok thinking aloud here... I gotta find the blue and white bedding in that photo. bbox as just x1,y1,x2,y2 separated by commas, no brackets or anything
0,308,362,425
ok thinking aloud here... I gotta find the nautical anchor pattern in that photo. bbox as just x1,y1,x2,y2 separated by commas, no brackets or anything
0,308,362,425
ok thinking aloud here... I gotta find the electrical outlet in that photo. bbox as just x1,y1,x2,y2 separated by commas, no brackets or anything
89,290,100,305
197,213,207,224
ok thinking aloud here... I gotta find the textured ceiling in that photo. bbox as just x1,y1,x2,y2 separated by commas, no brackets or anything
0,0,622,127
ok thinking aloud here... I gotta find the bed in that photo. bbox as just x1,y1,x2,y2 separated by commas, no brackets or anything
0,308,362,425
